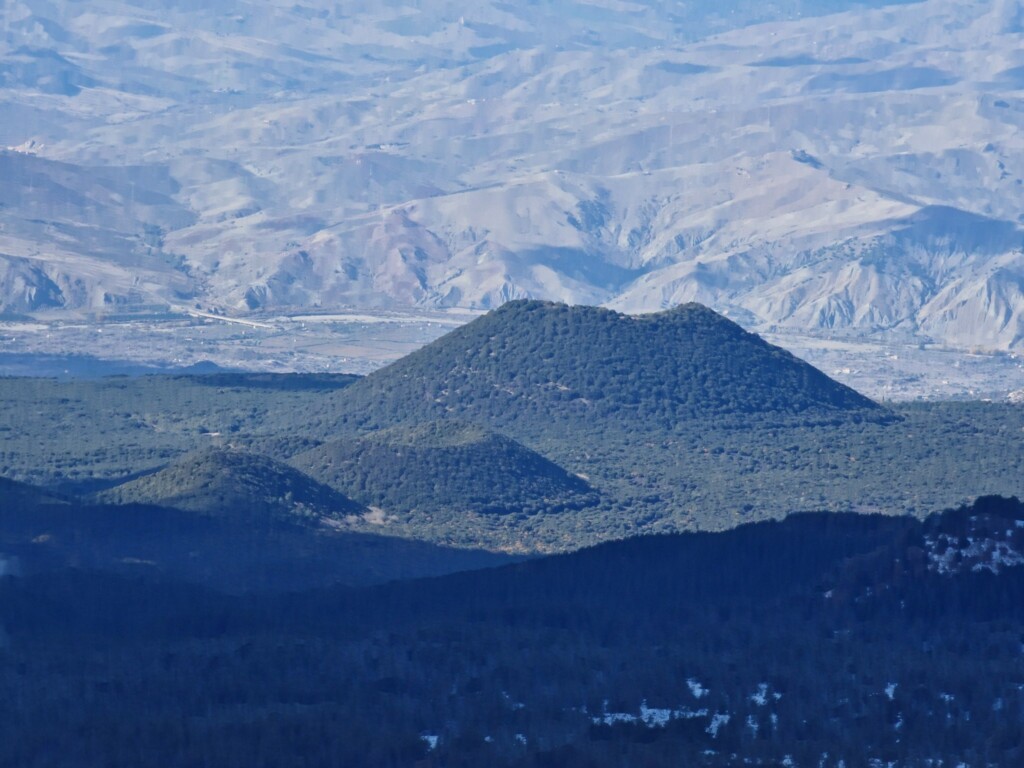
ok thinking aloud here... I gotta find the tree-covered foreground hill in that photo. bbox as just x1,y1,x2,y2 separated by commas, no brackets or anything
0,476,516,592
1,496,1022,767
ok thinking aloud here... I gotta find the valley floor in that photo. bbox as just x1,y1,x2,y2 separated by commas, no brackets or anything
2,309,1022,401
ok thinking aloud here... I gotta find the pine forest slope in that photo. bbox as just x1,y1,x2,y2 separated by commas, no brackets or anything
94,448,365,525
287,497,1024,634
0,341,1020,551
291,420,598,518
321,300,886,438
2,496,1023,766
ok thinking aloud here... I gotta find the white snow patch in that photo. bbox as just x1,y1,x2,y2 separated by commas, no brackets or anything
746,714,759,736
639,702,677,728
501,690,526,710
421,734,439,751
687,678,709,698
925,533,1024,574
593,699,708,728
706,713,731,738
885,682,898,701
750,683,770,706
594,711,639,726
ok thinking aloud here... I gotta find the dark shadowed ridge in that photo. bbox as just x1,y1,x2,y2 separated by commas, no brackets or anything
0,476,70,510
323,300,885,437
8,496,1021,639
0,495,518,594
275,495,1024,631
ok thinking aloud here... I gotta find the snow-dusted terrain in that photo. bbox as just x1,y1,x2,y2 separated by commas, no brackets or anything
2,0,1024,365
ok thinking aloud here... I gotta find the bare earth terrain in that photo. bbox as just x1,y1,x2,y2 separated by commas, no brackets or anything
2,0,1024,373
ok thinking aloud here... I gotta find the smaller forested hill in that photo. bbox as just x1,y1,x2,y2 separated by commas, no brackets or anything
322,300,886,436
291,420,598,516
94,449,365,525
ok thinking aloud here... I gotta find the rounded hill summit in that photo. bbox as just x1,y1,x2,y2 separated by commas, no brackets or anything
325,300,884,434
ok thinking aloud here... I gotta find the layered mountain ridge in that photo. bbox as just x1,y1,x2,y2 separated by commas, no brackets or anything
3,0,1024,351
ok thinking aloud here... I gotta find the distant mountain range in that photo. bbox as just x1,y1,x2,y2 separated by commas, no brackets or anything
2,0,1024,351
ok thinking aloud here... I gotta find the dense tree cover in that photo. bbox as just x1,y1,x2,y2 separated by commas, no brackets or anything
0,476,69,510
318,300,885,436
291,421,599,518
0,495,516,592
93,448,365,523
0,381,1022,551
0,303,1021,552
2,304,1021,764
0,373,359,492
1,498,1022,767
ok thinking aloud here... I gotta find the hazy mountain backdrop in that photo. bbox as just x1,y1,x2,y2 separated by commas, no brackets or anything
3,0,1024,351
